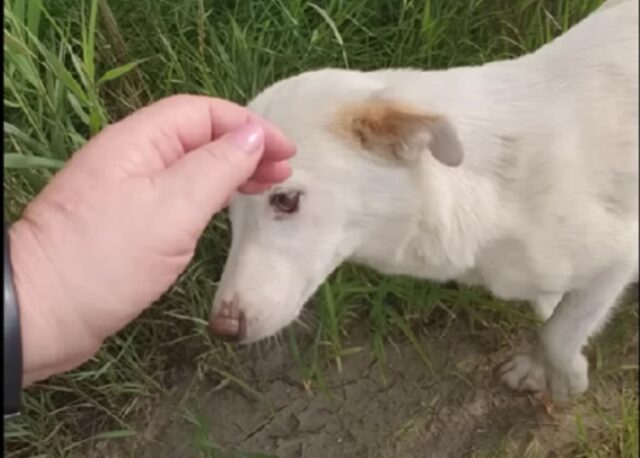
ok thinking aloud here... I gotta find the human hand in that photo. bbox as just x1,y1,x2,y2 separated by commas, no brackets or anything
8,95,295,386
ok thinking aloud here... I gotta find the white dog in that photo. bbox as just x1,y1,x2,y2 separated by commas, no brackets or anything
210,0,638,401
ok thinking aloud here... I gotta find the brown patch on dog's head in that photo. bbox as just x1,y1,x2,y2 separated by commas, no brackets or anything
332,99,463,166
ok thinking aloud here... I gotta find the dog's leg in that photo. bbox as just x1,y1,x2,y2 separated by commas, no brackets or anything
530,293,563,322
501,266,633,400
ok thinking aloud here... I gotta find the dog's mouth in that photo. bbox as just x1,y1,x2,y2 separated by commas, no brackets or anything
211,252,347,344
242,296,318,345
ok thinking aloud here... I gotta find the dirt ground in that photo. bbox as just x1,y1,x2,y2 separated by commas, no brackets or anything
85,299,637,458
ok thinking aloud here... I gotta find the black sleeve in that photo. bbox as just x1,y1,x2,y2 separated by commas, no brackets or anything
4,221,23,419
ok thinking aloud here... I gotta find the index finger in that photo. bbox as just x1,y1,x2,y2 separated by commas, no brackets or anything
108,94,296,166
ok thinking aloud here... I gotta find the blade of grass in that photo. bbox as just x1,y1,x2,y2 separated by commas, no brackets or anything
4,153,66,170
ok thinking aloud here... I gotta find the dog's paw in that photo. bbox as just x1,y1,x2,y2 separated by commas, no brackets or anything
545,354,589,401
499,352,589,401
499,354,546,392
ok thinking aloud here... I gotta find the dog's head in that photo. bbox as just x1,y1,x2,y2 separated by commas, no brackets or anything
209,69,464,343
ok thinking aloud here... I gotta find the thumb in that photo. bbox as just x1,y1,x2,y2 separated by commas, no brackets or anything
158,122,265,227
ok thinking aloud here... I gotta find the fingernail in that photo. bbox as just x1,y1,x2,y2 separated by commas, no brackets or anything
227,122,264,155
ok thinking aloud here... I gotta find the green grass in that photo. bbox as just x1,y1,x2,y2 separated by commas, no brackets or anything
182,404,278,458
4,0,637,456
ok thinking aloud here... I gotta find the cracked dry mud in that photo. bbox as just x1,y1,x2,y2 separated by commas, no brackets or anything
122,302,637,458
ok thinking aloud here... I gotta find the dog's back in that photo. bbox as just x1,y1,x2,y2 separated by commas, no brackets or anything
598,0,634,13
523,0,638,258
483,0,639,294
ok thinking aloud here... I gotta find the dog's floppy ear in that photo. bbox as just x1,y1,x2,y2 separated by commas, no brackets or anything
334,99,464,166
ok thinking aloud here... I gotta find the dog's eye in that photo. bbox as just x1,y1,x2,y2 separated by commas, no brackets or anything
270,191,301,214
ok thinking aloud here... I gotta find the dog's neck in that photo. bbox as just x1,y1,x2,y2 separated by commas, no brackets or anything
350,155,504,282
350,58,546,281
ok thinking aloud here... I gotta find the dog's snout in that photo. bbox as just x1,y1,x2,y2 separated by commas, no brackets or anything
209,300,247,342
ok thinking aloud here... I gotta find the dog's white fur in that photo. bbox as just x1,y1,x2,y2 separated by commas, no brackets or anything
212,0,638,400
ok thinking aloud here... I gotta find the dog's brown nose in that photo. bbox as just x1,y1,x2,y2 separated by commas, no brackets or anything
209,300,246,342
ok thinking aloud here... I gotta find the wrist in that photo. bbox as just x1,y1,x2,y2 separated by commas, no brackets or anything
9,219,100,386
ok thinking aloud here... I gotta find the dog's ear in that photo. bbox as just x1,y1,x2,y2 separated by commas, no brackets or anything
334,99,463,166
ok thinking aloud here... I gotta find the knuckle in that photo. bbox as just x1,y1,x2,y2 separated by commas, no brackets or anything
204,143,239,169
163,94,197,106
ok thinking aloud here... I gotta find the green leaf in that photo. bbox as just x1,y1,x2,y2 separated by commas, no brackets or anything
69,50,90,89
83,0,99,82
66,92,90,126
308,2,348,67
4,122,48,156
11,0,26,24
26,0,43,41
6,52,41,90
4,30,34,57
90,429,137,440
308,3,344,46
4,98,21,108
4,153,65,170
388,307,434,376
97,60,146,86
89,107,103,136
39,47,88,104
